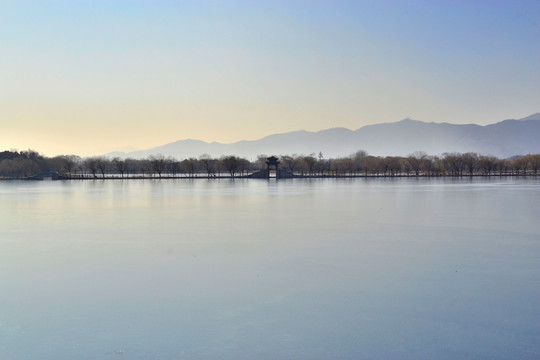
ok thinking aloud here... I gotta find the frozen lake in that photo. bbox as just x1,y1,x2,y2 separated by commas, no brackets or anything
1,178,539,359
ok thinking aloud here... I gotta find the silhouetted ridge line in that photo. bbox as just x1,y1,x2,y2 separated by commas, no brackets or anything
105,113,540,160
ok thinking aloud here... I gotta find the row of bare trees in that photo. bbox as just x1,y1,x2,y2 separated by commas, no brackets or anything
78,154,254,178
1,149,540,179
299,151,540,177
0,151,255,179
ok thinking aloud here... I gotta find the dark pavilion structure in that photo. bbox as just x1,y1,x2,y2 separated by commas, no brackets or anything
266,155,280,178
248,156,295,179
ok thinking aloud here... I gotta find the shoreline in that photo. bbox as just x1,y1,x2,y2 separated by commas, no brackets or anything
1,173,539,181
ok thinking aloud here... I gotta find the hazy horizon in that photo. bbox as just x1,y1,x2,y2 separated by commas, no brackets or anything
2,1,540,156
5,112,540,158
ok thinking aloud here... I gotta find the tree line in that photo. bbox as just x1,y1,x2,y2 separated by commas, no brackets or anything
1,149,539,179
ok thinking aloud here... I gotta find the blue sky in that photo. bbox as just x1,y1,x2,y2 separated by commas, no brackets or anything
1,0,539,155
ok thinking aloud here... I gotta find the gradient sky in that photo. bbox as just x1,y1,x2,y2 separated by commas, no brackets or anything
1,0,539,156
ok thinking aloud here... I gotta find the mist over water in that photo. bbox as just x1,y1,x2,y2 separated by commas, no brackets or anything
1,178,539,360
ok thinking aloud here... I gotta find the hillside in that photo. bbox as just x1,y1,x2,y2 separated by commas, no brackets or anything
106,113,540,159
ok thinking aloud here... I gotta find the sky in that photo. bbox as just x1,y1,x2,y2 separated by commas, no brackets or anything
1,0,539,156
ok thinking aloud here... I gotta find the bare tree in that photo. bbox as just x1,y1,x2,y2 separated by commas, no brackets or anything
462,152,480,176
329,158,340,176
149,154,167,178
62,155,80,176
428,156,443,176
525,154,540,175
318,159,330,176
342,156,354,176
221,156,240,177
95,157,109,179
381,157,392,176
478,155,497,175
358,156,375,176
182,158,197,177
443,152,465,176
497,158,509,176
238,158,251,176
510,156,526,175
84,158,98,178
301,155,317,175
386,157,402,176
352,150,367,175
407,151,427,176
112,157,127,178
138,159,151,177
199,154,215,177
280,155,301,175
124,158,140,177
215,159,223,176
254,155,268,170
167,157,182,177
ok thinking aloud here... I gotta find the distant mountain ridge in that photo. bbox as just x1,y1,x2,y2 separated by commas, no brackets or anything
106,113,540,159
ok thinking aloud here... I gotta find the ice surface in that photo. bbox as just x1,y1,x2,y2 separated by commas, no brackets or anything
1,178,539,359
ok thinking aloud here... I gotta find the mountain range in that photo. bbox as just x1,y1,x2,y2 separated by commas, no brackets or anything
106,113,540,159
